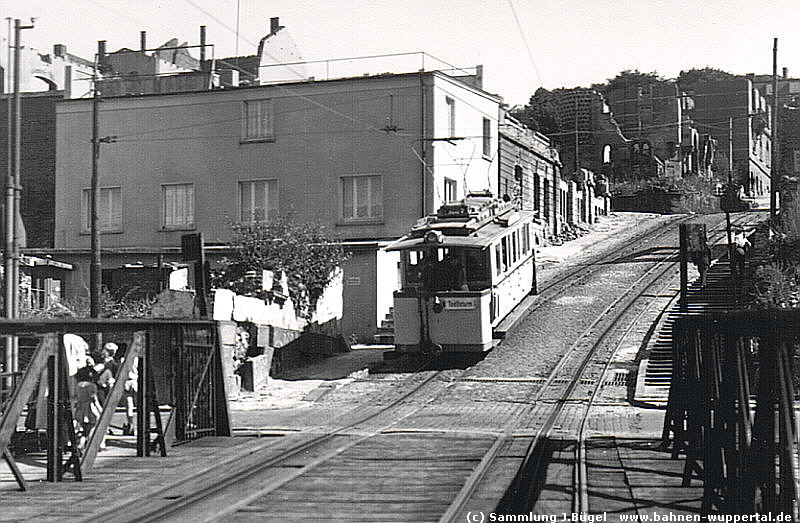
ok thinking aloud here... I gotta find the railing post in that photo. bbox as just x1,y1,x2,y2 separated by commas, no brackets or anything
46,351,58,481
136,332,148,457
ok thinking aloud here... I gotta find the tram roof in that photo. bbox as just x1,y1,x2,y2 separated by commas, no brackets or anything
386,209,535,251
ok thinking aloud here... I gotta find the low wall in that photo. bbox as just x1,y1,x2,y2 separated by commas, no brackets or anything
612,190,722,214
212,281,348,394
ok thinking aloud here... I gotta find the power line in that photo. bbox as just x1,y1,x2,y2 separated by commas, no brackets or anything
506,0,544,87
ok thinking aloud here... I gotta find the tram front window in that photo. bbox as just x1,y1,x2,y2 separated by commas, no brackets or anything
403,247,490,292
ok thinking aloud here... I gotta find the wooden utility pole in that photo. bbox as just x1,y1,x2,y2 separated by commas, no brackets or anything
90,41,105,318
727,117,733,262
574,95,580,173
771,37,779,222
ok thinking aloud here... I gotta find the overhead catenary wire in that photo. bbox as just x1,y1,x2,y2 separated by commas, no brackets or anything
506,0,544,87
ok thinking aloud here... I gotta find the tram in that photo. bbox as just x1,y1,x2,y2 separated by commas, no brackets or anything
386,193,537,354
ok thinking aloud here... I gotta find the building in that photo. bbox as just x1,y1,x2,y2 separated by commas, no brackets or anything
216,17,307,86
548,87,630,182
0,42,93,96
498,114,563,241
50,65,501,341
0,91,65,248
750,69,800,108
685,78,771,196
604,79,714,179
777,106,800,237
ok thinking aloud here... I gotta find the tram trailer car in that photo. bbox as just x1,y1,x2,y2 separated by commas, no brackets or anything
387,195,536,353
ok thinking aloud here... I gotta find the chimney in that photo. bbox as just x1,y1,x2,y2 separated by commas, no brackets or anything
783,67,788,79
97,40,106,67
475,64,483,90
63,65,72,99
270,17,281,35
53,44,66,58
140,31,147,52
200,25,206,62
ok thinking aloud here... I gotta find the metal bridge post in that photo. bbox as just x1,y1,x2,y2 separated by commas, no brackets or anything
679,224,688,312
136,342,146,457
46,353,58,481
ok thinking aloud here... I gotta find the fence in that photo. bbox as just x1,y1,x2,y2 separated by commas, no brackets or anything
663,310,800,517
0,319,230,490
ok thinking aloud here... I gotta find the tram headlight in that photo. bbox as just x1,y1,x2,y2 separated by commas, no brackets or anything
432,296,444,313
424,230,443,244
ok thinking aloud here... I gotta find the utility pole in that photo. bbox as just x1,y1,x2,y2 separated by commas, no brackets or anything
89,41,116,318
574,95,579,173
727,117,733,262
770,37,779,222
12,20,32,319
3,19,33,379
3,17,11,387
90,42,102,318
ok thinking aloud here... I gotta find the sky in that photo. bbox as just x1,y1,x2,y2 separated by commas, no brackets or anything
0,0,798,106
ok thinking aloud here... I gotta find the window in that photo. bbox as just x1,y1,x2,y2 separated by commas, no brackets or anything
446,96,455,136
240,179,278,222
511,231,518,263
162,183,194,229
533,174,540,211
544,179,550,218
523,224,530,253
82,186,121,233
444,178,457,202
341,175,383,221
483,117,491,158
242,99,274,142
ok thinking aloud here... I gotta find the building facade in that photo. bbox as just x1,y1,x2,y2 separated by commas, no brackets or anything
498,114,563,241
0,43,93,96
0,91,65,248
51,69,501,341
548,88,630,182
686,78,771,196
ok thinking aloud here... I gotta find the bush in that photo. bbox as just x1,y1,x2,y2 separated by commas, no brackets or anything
19,288,156,319
753,262,800,309
211,216,349,319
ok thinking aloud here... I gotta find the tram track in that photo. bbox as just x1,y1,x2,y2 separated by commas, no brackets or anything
96,367,449,522
89,213,759,522
495,212,757,517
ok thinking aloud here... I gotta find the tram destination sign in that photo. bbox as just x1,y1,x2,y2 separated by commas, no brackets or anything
442,297,477,310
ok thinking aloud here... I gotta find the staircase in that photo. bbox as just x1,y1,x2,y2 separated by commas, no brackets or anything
373,307,395,345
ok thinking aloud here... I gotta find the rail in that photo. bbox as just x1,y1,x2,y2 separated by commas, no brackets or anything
0,318,229,491
663,310,800,517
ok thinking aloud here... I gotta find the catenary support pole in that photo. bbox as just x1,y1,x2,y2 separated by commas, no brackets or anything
771,37,778,222
3,18,13,376
90,43,102,318
6,19,32,376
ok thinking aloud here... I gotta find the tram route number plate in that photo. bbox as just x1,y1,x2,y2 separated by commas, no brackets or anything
442,297,477,310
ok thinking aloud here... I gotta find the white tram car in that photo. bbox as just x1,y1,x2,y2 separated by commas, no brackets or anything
386,193,537,353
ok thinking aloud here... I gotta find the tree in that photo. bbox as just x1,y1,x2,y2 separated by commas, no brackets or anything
510,87,561,135
677,67,736,91
211,217,350,318
593,69,664,96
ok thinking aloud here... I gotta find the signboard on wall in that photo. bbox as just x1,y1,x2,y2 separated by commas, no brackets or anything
442,297,477,310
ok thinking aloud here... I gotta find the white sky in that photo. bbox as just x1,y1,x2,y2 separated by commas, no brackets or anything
1,0,798,106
